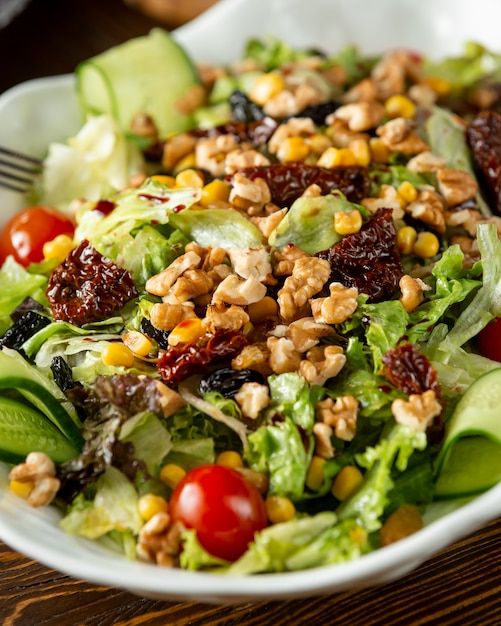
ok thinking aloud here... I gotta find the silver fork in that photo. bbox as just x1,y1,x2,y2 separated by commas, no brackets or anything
0,146,43,193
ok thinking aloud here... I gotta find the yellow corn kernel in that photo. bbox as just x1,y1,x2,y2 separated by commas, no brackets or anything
249,72,286,106
397,225,418,255
306,132,332,155
122,330,153,357
101,343,135,368
348,138,371,167
397,181,418,204
200,179,230,207
10,479,33,499
168,317,205,347
413,231,440,258
334,209,363,236
138,493,169,521
159,463,186,489
175,168,205,189
305,456,326,492
422,76,451,96
42,234,74,264
380,504,424,547
173,152,197,174
369,137,390,164
331,465,364,501
384,94,416,119
276,136,310,163
216,450,244,469
150,174,176,187
247,296,279,325
265,495,296,524
317,147,357,168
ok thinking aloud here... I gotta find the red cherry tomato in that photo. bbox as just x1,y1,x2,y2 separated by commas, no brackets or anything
478,318,501,362
169,464,268,562
0,206,75,267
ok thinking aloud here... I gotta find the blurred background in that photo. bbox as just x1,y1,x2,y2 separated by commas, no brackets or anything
0,0,218,93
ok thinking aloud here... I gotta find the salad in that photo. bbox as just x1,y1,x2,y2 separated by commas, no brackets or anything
1,30,501,575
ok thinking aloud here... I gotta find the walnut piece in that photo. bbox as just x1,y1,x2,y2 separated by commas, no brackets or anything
150,301,196,331
436,168,479,207
391,389,442,432
137,513,184,567
145,251,201,297
371,54,406,100
277,256,331,322
299,345,346,386
162,133,197,170
331,101,385,132
268,117,317,154
202,302,250,333
195,134,241,177
399,274,430,313
234,382,271,419
273,244,310,277
361,184,405,219
286,317,334,352
376,117,429,155
405,188,446,233
229,172,272,212
155,380,187,417
8,452,60,507
227,247,273,282
311,282,358,325
171,269,214,302
315,395,358,441
405,150,446,173
232,342,272,376
267,336,302,374
312,421,335,459
212,274,267,305
225,147,270,175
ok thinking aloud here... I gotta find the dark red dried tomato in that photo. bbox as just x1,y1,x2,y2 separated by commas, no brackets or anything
46,240,138,326
467,110,501,215
195,116,278,147
158,329,248,386
231,163,371,207
316,208,404,302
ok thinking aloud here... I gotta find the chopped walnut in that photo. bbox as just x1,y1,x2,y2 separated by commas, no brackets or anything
232,342,272,376
342,78,379,103
273,244,310,277
170,269,214,302
212,274,267,306
175,84,207,115
229,172,272,212
436,168,479,207
324,118,370,149
376,117,429,155
331,101,385,132
8,452,60,507
263,83,325,118
251,207,287,239
361,184,405,219
234,382,270,419
405,150,446,173
130,112,158,140
315,395,358,441
202,302,249,333
391,389,442,432
227,247,273,282
145,251,201,297
235,467,269,494
299,345,346,386
162,133,197,170
155,380,187,417
371,54,406,100
267,336,302,374
312,421,335,459
286,317,334,352
195,134,241,177
277,256,331,322
449,235,480,267
399,274,431,313
405,188,446,233
225,147,271,175
407,84,438,107
268,118,317,154
150,301,196,331
137,513,184,567
311,282,358,325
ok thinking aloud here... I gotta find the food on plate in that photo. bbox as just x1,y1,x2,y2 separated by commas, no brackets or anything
2,31,501,574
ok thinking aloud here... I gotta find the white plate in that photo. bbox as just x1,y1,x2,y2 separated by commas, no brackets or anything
1,0,501,604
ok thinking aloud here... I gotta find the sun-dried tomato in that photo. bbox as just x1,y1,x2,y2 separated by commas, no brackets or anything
46,240,138,326
316,208,404,302
158,330,248,386
467,110,501,215
196,116,278,147
232,163,371,207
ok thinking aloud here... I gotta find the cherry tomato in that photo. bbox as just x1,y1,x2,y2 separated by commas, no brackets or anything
477,317,501,362
169,464,268,562
0,206,75,267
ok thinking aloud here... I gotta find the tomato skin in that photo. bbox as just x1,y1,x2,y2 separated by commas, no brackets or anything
169,464,268,562
478,318,501,362
0,206,75,267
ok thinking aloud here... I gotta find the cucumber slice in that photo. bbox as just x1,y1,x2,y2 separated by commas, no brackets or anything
76,29,200,137
434,367,501,499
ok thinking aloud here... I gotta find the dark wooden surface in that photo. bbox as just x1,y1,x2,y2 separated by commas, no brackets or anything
2,1,501,624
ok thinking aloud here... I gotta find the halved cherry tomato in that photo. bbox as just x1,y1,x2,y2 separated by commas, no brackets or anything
0,206,75,267
477,317,501,362
169,464,268,562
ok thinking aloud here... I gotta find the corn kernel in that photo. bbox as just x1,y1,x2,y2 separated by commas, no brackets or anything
331,465,364,501
397,225,418,255
249,72,286,106
317,147,357,168
422,76,451,96
200,179,230,207
43,234,74,264
369,137,390,164
101,343,135,368
175,168,204,189
173,152,197,174
306,132,332,155
305,456,326,492
384,94,416,119
247,296,279,325
380,504,424,547
334,209,363,236
122,330,153,357
168,317,205,347
413,231,440,258
216,450,244,469
10,479,33,499
348,138,371,167
397,181,418,204
276,136,310,163
159,463,186,489
138,493,169,521
150,174,176,187
265,495,296,524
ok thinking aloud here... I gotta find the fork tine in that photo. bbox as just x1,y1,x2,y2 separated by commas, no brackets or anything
0,146,43,193
0,146,43,166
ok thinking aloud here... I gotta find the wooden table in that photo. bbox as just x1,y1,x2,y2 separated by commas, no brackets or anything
1,1,501,623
